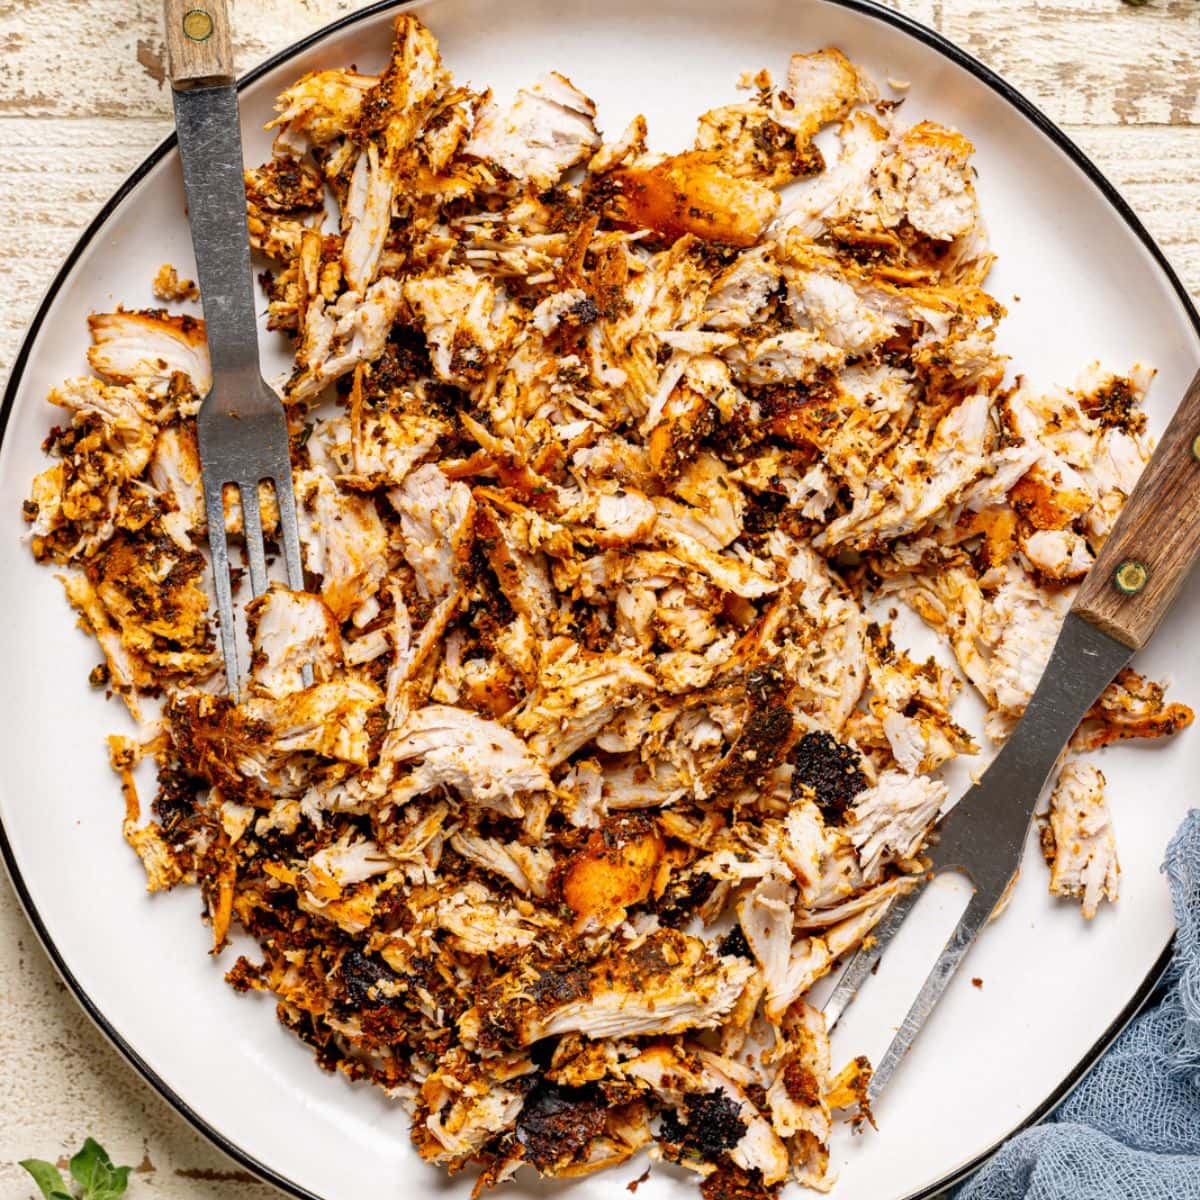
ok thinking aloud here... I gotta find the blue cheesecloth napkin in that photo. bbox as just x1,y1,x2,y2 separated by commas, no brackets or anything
954,809,1200,1199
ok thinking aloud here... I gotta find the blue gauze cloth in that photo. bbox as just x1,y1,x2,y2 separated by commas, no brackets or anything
956,809,1200,1199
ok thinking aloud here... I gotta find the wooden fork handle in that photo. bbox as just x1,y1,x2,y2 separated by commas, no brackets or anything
1074,366,1200,650
163,0,234,87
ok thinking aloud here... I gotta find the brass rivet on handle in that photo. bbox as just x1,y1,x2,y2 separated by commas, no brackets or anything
1114,559,1150,595
182,8,215,41
1191,432,1200,462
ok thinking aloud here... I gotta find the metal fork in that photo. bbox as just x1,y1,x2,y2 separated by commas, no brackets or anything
163,0,306,698
824,364,1200,1101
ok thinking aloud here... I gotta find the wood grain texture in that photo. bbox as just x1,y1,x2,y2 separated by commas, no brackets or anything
163,0,235,86
1074,367,1200,648
0,2,1197,1197
936,0,1200,127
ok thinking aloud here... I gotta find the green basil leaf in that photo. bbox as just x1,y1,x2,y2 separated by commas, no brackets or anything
68,1138,131,1200
17,1159,72,1200
87,1166,131,1200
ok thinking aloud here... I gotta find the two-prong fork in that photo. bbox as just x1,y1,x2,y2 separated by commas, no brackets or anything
164,0,306,698
824,365,1200,1101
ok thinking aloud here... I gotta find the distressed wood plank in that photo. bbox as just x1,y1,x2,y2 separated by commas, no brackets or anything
1,0,1195,127
938,0,1200,127
1069,125,1200,289
0,0,362,117
0,117,171,368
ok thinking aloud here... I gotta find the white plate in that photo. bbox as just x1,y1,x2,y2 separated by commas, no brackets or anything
1,1,1197,1197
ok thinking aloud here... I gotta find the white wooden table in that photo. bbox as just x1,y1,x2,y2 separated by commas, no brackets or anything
0,1,1196,1195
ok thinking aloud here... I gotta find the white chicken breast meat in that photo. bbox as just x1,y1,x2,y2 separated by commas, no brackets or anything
23,13,1191,1199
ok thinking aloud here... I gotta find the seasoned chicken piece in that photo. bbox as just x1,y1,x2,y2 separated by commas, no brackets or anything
587,488,658,548
87,310,211,397
435,880,556,953
738,874,826,1019
793,875,918,932
820,391,992,550
513,640,657,765
417,1066,526,1168
60,572,152,716
864,627,975,774
655,581,722,653
404,266,511,385
343,152,398,290
780,245,910,356
287,249,404,404
168,692,295,804
514,1072,650,1176
625,1044,790,1185
387,704,551,815
87,526,214,677
294,468,388,621
247,586,343,699
245,157,324,262
346,368,449,488
657,523,779,598
771,48,876,142
723,327,845,387
24,464,67,545
152,263,198,303
1081,425,1151,544
695,103,821,187
777,108,890,241
245,155,324,214
589,114,648,175
560,815,665,930
417,88,480,175
645,353,747,478
1042,760,1118,919
301,833,393,901
584,235,717,424
39,380,160,534
244,675,384,767
266,68,378,153
846,769,947,881
1073,668,1194,752
608,153,780,248
1021,528,1094,583
983,574,1063,716
389,464,473,600
874,122,980,242
766,1004,835,1189
465,929,754,1047
148,425,204,537
449,832,555,898
703,245,781,331
464,72,600,190
767,538,869,733
476,505,557,640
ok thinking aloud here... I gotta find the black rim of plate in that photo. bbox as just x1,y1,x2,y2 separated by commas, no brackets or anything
0,1,1188,1197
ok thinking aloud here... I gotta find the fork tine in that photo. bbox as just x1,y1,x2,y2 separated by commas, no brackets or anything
203,476,241,700
271,469,306,594
265,472,312,686
823,878,929,1029
866,886,999,1100
239,480,270,599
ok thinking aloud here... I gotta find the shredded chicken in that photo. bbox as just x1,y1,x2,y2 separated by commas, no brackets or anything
23,15,1191,1197
1042,760,1119,919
